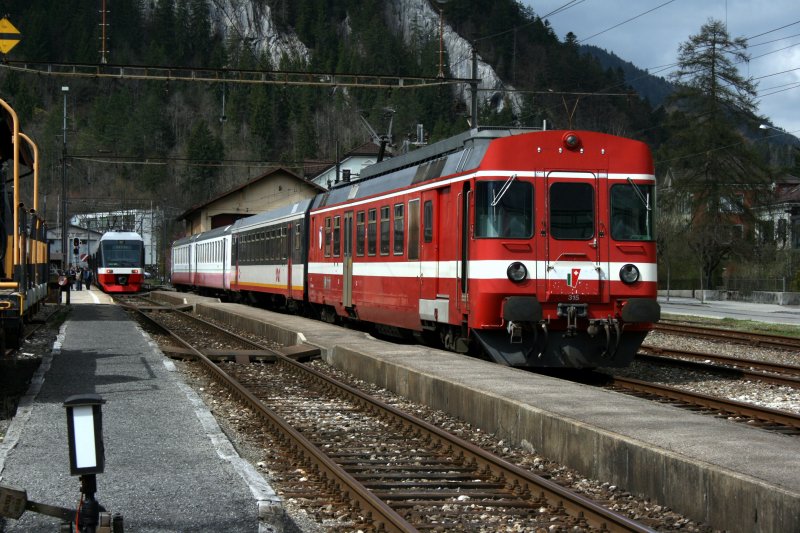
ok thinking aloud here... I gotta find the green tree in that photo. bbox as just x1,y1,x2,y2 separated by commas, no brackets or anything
185,120,224,204
656,19,769,289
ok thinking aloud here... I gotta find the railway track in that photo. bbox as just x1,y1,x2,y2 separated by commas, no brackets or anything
608,375,800,435
654,320,800,350
128,302,655,532
637,345,800,388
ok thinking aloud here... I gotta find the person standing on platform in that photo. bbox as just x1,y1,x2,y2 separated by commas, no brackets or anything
74,267,83,291
58,270,71,304
83,267,93,290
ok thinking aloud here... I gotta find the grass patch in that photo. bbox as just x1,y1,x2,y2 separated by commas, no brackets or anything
661,312,800,338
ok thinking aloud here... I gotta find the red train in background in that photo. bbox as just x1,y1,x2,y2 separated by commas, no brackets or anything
94,231,146,293
172,128,660,368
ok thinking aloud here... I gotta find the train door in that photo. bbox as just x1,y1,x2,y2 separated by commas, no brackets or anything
457,182,471,312
342,210,354,308
544,172,605,302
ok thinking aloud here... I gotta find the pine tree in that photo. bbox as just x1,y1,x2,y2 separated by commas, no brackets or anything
657,19,769,289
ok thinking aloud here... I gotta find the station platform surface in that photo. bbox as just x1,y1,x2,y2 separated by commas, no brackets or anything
152,291,800,533
0,287,283,532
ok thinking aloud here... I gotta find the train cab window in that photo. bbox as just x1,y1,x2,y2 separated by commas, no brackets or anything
333,216,341,257
324,217,332,257
356,211,365,256
393,204,404,255
368,209,377,256
550,182,595,240
475,179,534,238
380,206,390,255
423,200,433,243
610,183,654,241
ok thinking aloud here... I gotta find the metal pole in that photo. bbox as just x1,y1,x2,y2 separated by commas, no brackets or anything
470,46,478,129
61,87,69,270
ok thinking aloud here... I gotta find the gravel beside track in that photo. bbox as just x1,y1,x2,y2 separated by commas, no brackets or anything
613,331,800,415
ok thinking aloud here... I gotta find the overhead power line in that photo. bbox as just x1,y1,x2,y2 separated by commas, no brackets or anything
0,61,474,89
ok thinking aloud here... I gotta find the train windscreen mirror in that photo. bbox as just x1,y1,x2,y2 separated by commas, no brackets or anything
64,394,106,476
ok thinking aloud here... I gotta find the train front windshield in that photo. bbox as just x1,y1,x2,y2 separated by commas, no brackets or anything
475,178,534,238
610,183,655,241
101,241,142,267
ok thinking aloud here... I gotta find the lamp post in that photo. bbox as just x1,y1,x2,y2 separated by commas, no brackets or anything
61,86,69,270
64,394,106,533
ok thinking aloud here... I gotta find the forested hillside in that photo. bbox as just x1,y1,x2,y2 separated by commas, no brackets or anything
0,0,754,215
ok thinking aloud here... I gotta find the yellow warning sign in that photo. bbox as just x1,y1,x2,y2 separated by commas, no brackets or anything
0,18,21,54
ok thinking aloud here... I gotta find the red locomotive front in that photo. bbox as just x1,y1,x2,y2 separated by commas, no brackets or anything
466,130,659,367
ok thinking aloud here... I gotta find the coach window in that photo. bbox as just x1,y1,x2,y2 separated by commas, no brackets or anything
394,204,405,255
550,182,594,239
423,200,433,243
380,206,390,255
368,209,377,256
324,217,332,257
281,227,288,260
356,211,365,256
475,179,534,238
408,200,420,260
333,216,341,257
294,221,302,252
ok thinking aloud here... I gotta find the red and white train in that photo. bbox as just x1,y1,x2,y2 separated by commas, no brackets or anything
172,128,659,368
94,231,146,293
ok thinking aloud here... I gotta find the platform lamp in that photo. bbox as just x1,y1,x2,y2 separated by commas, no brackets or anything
64,394,106,533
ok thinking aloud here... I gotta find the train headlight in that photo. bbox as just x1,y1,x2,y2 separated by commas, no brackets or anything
562,131,582,150
619,264,640,284
507,262,528,282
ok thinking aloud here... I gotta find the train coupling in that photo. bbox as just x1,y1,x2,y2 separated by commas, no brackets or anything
557,303,587,337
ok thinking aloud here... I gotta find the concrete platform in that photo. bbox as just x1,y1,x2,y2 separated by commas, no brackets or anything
0,289,288,532
150,291,800,533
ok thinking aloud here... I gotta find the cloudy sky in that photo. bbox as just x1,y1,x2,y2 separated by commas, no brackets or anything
520,0,800,135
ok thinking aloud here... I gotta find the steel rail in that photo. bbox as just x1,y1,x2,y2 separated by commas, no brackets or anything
133,307,416,532
133,304,655,532
637,346,800,388
653,322,800,350
277,355,656,532
611,376,800,432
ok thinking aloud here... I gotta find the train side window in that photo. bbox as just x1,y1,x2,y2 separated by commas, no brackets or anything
324,217,332,257
408,200,419,260
282,226,288,260
368,209,377,256
333,216,341,257
423,200,433,243
394,204,404,255
356,211,365,256
549,182,595,240
380,206,390,255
